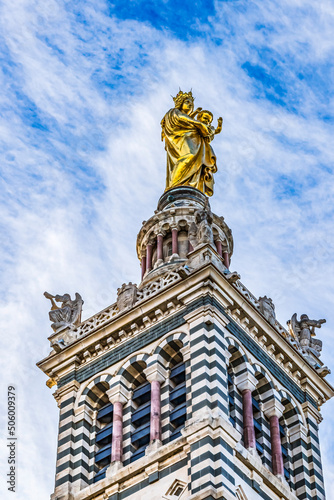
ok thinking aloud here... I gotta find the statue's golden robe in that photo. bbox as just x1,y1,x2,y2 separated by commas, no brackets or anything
162,108,217,196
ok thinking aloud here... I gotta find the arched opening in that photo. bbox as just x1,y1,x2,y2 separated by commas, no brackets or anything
154,337,187,444
227,344,245,436
169,355,186,441
252,373,272,470
88,381,112,483
279,396,301,488
121,360,151,464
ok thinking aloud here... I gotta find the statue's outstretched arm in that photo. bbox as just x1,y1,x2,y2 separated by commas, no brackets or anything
44,291,58,310
215,117,223,135
307,319,326,328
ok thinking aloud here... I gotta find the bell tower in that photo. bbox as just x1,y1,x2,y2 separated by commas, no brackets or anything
38,92,333,500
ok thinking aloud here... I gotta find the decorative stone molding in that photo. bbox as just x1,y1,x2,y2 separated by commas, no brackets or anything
137,270,184,297
144,363,168,383
162,479,187,500
262,398,285,419
235,371,258,393
70,303,120,339
106,382,131,405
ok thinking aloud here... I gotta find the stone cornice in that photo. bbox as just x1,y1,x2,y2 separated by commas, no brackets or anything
37,262,333,404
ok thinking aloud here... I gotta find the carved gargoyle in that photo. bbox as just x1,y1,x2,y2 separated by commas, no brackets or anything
44,291,83,332
258,296,276,327
224,270,240,283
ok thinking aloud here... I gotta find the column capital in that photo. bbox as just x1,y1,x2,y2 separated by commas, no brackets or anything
235,371,257,393
144,363,168,383
263,398,284,419
106,385,130,405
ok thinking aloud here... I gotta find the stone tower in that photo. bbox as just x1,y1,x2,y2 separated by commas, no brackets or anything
38,173,333,499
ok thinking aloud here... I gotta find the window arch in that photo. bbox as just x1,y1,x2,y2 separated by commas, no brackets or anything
168,356,186,441
117,359,150,464
152,333,188,444
252,373,273,470
278,394,304,490
93,386,113,482
227,343,247,436
78,379,113,484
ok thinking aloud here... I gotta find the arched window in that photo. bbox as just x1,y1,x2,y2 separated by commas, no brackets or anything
279,416,290,483
228,367,236,427
114,358,150,466
169,360,186,440
155,338,187,444
279,396,301,488
87,382,112,483
252,374,272,470
227,345,244,435
130,380,151,462
252,391,264,457
94,400,113,482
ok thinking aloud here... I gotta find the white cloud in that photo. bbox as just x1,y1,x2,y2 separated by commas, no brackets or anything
1,0,334,498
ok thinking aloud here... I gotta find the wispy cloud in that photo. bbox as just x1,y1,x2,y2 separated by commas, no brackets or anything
0,0,334,498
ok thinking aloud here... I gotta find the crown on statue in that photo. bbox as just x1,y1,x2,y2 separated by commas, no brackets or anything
172,90,194,109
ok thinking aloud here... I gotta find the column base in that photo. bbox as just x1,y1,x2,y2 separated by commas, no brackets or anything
106,461,123,478
145,439,162,455
274,473,286,483
246,446,258,457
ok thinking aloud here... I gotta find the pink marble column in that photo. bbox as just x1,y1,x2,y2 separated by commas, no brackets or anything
144,365,167,449
111,401,124,463
150,380,161,442
263,397,285,477
223,251,230,269
269,415,284,476
215,240,223,257
141,254,147,280
157,234,163,261
146,243,153,271
235,371,257,452
242,389,256,449
172,228,178,255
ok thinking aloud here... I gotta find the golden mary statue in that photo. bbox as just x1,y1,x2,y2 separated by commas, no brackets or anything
161,90,222,197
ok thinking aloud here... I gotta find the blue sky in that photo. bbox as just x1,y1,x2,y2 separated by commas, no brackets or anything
1,0,334,498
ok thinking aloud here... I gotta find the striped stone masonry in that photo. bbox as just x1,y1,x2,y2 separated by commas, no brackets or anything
40,264,332,500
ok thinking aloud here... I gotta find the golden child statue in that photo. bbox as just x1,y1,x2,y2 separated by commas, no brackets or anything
161,90,222,197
